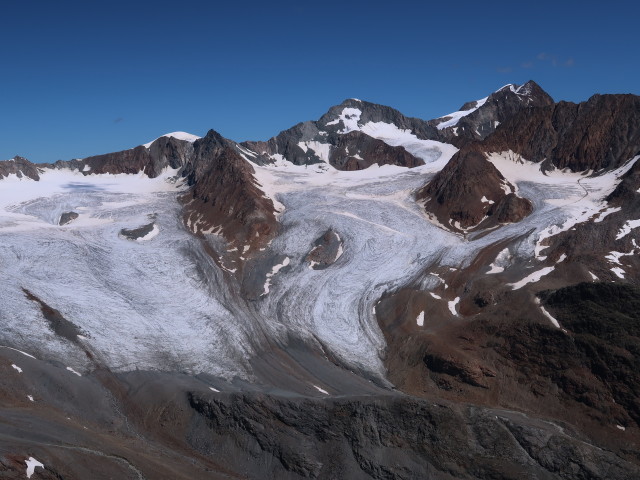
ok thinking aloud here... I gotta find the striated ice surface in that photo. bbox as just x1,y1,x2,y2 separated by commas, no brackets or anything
0,169,256,378
1,152,637,381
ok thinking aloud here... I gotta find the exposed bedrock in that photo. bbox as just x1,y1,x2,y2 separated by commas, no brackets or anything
483,94,640,172
4,350,636,480
55,135,194,178
187,390,639,480
376,281,640,471
434,80,554,145
417,146,532,231
180,130,278,251
306,228,343,270
58,211,79,225
241,98,439,168
0,156,42,180
330,131,423,170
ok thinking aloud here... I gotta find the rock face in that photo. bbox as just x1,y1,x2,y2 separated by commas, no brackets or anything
53,135,195,178
58,211,79,225
421,92,640,233
0,156,42,180
188,391,639,480
376,282,640,465
432,80,554,144
318,98,439,139
306,229,343,269
3,132,278,257
330,131,423,170
2,353,637,480
242,98,438,169
483,93,640,171
3,83,640,479
417,146,533,231
181,130,278,249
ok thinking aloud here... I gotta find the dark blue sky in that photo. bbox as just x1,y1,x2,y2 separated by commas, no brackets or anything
2,0,638,163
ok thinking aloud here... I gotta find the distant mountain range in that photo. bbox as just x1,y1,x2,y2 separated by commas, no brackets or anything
1,81,639,479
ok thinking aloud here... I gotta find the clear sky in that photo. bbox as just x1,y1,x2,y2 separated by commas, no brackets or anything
2,0,638,163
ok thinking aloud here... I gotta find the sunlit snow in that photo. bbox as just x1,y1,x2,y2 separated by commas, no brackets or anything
435,96,488,130
143,131,200,148
25,457,44,478
508,267,555,290
2,149,639,382
448,298,459,315
616,219,640,240
313,385,329,395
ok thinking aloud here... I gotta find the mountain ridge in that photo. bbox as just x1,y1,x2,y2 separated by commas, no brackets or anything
1,81,640,478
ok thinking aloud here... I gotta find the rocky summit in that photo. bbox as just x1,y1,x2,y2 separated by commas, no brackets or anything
1,81,640,479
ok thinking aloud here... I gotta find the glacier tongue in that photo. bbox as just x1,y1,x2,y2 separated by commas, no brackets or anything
0,153,634,381
0,169,255,378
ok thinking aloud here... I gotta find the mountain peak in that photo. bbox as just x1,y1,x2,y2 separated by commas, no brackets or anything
494,80,551,100
143,131,200,148
432,80,554,142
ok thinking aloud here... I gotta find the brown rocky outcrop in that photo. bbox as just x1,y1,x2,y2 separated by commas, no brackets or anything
188,388,639,479
417,146,532,231
54,135,194,178
241,98,439,169
181,130,278,249
420,92,640,233
59,211,79,225
483,94,640,171
608,154,640,205
330,131,422,170
434,80,554,145
0,156,42,180
306,229,342,269
376,281,640,465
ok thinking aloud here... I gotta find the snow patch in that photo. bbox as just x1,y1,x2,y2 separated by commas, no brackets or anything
27,395,34,402
66,366,82,376
606,250,634,265
508,266,555,289
334,107,362,133
617,424,626,431
262,257,290,296
593,207,621,223
298,141,332,163
611,267,626,279
334,233,344,262
313,384,329,395
535,298,560,328
435,96,488,130
0,346,35,359
251,168,286,216
11,364,22,373
25,457,44,478
616,219,640,240
135,224,159,242
416,311,424,327
358,121,458,167
209,386,220,393
448,297,459,315
143,131,200,148
236,144,258,159
487,248,511,274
